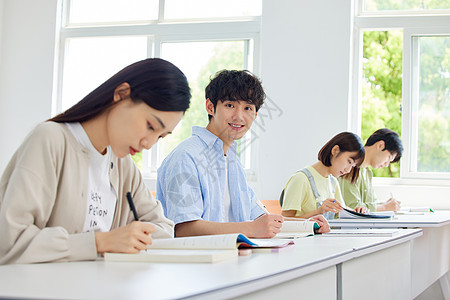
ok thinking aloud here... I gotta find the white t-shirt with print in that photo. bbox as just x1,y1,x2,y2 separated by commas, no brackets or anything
65,122,117,232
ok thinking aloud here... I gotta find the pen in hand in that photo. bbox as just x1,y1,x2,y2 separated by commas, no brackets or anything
126,192,139,221
256,200,270,214
127,192,153,252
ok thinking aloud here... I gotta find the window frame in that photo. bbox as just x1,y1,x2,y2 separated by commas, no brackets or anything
361,0,450,15
57,0,262,182
351,0,450,184
402,28,450,180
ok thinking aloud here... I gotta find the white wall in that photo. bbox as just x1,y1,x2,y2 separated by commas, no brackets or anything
0,0,59,173
257,0,353,200
0,0,4,68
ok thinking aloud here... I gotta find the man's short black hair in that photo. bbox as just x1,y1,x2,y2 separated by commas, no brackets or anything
205,70,265,121
366,128,403,163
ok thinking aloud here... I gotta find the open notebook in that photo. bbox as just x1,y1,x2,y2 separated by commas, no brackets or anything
339,208,395,219
274,220,319,238
104,233,293,263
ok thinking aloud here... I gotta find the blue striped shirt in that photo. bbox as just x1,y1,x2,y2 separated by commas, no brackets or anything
156,126,264,225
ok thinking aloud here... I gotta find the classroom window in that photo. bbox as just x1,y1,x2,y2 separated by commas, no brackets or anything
58,0,261,178
410,36,450,174
164,0,262,19
354,0,450,181
67,0,158,25
60,36,148,112
361,30,403,178
364,0,450,11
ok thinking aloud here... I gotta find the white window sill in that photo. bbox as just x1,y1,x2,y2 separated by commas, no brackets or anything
373,177,450,187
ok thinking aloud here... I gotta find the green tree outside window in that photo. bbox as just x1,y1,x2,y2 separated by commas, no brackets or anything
362,31,403,177
362,31,450,176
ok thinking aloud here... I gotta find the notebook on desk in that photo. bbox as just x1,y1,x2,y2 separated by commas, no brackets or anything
274,220,319,238
396,207,434,214
105,249,238,263
322,228,400,237
104,233,293,263
339,208,394,219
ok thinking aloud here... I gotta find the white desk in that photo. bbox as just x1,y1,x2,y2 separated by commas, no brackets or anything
0,229,421,300
329,211,450,228
330,211,450,298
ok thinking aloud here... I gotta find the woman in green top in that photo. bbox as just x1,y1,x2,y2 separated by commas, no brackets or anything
281,132,366,220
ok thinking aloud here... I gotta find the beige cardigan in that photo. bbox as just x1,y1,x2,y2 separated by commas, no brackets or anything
0,122,174,264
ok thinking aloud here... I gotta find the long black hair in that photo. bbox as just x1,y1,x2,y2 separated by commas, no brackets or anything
49,58,191,123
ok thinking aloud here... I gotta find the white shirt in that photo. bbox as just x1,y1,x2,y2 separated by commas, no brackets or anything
223,155,234,222
65,122,117,232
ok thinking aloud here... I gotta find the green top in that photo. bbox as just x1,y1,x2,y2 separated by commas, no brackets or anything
282,166,344,217
338,166,378,212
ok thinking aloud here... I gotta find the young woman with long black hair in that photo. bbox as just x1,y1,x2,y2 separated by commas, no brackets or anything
0,58,191,264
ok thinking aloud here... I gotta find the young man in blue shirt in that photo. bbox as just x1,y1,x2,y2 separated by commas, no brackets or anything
157,70,329,237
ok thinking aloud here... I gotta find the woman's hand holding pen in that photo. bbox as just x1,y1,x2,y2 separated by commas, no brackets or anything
318,198,343,214
95,222,156,254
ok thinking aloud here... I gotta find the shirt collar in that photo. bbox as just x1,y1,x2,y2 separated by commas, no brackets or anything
192,126,237,154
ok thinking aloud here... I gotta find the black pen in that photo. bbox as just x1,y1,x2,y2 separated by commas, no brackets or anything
126,192,139,221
